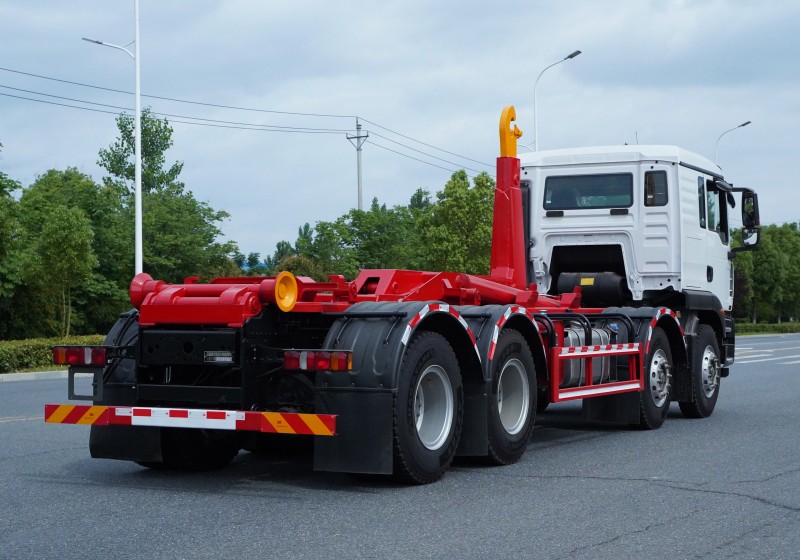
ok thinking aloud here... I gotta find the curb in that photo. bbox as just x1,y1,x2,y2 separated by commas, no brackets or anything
0,370,91,383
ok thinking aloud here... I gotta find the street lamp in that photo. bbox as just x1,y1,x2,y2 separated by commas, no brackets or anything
83,0,143,274
714,120,751,164
533,49,581,151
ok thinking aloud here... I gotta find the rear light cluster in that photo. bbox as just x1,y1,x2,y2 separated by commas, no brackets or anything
52,346,108,367
283,350,353,372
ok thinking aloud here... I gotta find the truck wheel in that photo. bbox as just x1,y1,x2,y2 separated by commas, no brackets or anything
487,329,536,465
679,325,721,418
158,428,240,471
638,327,672,429
393,331,463,484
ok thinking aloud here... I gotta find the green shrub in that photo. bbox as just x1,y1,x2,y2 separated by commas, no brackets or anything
0,335,105,373
735,322,800,335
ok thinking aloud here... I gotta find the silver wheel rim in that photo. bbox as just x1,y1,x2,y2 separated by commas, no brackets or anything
648,348,671,408
413,365,454,451
700,345,720,398
497,358,530,435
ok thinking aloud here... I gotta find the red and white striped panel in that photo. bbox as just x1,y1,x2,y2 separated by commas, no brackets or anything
487,305,538,360
45,404,336,436
644,307,684,354
400,303,481,361
559,343,640,357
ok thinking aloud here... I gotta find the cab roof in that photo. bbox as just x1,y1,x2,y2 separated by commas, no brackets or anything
518,145,720,176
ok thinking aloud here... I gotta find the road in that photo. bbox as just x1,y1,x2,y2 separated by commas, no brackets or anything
1,334,798,559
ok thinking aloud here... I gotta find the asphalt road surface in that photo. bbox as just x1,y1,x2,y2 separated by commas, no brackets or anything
1,334,798,559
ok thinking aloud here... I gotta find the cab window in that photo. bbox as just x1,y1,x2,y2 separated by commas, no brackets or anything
544,173,633,210
697,177,706,228
644,171,668,206
706,182,729,244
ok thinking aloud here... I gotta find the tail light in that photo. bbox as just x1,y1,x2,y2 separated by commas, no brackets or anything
52,346,108,367
283,350,353,372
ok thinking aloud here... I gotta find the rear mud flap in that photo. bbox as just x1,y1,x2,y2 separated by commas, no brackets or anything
90,425,163,463
313,389,394,475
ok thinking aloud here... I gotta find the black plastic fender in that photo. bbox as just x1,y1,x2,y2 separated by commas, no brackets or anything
89,309,163,463
455,304,545,455
313,301,480,474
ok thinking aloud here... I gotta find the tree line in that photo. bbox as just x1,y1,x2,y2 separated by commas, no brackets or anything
0,110,795,340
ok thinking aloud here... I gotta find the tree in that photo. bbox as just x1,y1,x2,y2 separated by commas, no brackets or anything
16,168,130,335
0,142,23,338
32,206,98,336
263,240,296,273
771,224,800,322
419,170,495,274
749,226,786,323
98,110,239,283
97,108,183,195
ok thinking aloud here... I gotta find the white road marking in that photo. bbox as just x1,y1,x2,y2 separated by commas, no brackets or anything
0,416,40,424
736,354,800,364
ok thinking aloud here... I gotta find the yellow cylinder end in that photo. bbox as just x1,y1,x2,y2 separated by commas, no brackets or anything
274,271,298,312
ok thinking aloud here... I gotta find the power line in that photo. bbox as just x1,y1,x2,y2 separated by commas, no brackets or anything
360,117,493,168
0,66,355,120
366,139,480,178
368,130,485,175
0,65,490,167
0,92,346,134
0,84,351,133
1,84,493,171
0,89,491,178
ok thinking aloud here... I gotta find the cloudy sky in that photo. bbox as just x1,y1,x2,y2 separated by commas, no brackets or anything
1,0,798,263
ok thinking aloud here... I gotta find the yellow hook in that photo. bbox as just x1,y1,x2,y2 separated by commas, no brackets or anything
499,105,523,158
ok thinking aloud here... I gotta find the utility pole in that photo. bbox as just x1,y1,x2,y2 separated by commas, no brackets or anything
347,118,368,210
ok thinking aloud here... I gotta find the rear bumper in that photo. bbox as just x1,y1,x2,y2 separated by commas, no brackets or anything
45,404,336,436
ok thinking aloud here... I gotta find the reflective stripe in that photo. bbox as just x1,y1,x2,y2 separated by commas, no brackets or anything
45,405,336,436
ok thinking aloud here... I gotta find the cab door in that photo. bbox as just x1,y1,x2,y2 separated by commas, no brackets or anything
682,173,708,289
705,181,733,308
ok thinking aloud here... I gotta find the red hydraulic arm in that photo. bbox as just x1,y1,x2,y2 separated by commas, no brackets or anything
490,106,528,290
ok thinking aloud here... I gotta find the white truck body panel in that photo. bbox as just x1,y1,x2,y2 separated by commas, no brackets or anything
519,145,733,309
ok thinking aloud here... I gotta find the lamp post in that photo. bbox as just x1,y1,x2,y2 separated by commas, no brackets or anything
533,49,581,152
83,0,143,274
714,120,751,164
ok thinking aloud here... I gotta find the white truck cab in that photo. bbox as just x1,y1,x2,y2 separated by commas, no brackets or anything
519,145,759,369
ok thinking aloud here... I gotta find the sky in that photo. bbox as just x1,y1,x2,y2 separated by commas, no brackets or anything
1,0,798,263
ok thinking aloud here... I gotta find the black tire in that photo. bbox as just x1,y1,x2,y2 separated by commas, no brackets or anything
536,388,550,413
487,330,536,465
679,325,721,418
638,327,672,429
393,331,463,484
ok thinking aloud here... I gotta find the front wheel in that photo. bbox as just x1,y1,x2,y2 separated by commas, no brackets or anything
638,327,672,429
679,325,721,418
393,331,463,484
487,329,536,465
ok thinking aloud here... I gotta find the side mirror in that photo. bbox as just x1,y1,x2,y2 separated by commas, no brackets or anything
741,191,759,229
741,227,760,247
731,191,760,256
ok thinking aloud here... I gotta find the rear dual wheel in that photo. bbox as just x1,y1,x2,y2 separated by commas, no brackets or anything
487,330,536,465
393,331,463,484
